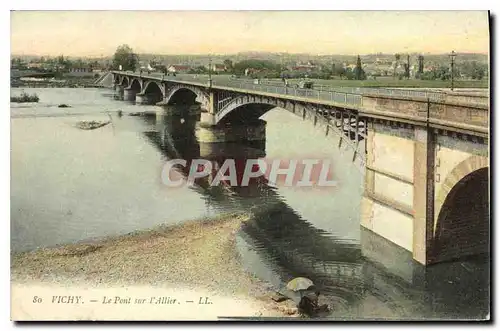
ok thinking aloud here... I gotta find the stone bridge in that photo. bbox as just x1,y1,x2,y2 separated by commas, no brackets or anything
111,70,490,266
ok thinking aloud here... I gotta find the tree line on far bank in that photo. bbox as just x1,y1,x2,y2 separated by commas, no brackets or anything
110,44,488,82
111,44,369,81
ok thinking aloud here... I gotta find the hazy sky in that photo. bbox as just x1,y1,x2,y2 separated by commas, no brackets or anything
10,11,490,57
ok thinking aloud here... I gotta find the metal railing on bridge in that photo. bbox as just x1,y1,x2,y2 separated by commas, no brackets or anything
120,70,363,107
216,78,364,106
230,77,489,105
116,70,488,107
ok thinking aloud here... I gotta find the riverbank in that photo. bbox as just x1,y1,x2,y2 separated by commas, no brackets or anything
11,213,298,320
11,77,99,88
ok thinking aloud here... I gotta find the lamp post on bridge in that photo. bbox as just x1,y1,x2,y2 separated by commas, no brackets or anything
449,50,457,91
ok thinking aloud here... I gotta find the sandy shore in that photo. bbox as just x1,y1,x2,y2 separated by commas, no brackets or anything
11,213,299,320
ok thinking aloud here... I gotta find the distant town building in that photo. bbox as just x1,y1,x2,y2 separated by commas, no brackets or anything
66,66,94,77
208,64,227,73
288,62,318,73
289,65,316,73
26,63,45,70
69,67,93,73
167,65,191,73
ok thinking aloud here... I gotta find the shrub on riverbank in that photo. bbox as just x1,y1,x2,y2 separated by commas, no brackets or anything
11,92,39,103
75,120,110,130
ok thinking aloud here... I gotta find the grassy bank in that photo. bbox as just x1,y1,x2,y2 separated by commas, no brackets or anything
11,213,297,317
11,76,99,88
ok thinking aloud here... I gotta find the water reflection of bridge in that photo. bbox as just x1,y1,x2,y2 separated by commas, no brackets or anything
141,114,489,320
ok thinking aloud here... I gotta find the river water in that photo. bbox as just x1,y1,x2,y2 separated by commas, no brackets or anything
11,87,489,320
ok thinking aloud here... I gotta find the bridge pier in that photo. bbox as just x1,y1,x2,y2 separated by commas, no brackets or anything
123,88,137,102
198,140,266,160
135,93,147,104
200,111,217,126
114,85,124,99
412,127,436,265
158,103,202,116
156,105,182,116
360,226,427,287
198,90,218,126
135,93,164,105
196,120,266,144
361,121,432,266
155,101,203,118
188,103,202,116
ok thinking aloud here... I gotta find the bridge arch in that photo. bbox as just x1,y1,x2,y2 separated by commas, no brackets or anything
432,155,489,263
120,76,130,87
216,95,366,166
165,85,210,109
142,80,165,97
139,80,165,104
216,97,278,124
216,95,333,127
217,101,276,125
129,78,142,91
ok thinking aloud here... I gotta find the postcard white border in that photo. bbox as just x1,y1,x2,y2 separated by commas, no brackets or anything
3,1,497,330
